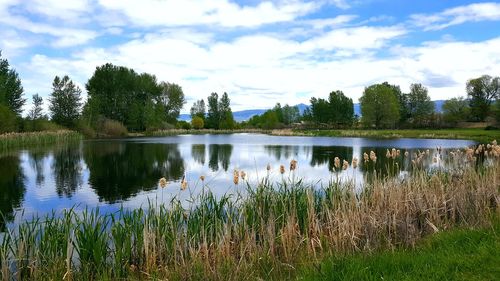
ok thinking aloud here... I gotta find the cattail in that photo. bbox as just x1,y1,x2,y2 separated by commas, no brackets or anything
280,164,285,174
370,151,376,162
233,170,239,185
363,152,369,162
240,171,246,180
199,175,205,182
266,163,271,171
290,159,297,171
391,148,397,159
396,149,400,157
386,149,391,158
352,157,358,169
492,140,497,146
342,160,349,170
432,156,438,163
404,151,409,157
334,157,340,169
158,177,167,188
181,176,187,190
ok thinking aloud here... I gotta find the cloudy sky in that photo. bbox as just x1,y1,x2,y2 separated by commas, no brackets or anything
1,0,500,113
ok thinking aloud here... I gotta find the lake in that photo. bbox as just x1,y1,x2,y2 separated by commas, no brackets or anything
0,133,476,225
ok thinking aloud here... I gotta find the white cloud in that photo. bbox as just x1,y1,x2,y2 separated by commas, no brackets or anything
98,0,320,27
411,2,500,30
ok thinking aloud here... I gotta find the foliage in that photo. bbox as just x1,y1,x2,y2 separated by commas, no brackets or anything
190,99,206,120
97,118,128,137
406,83,435,127
442,97,470,125
156,82,186,124
49,75,82,128
191,116,204,129
246,103,300,129
360,82,400,128
467,75,500,121
205,92,235,129
176,120,192,130
206,92,219,129
28,94,44,120
310,90,354,126
0,104,18,133
0,51,25,115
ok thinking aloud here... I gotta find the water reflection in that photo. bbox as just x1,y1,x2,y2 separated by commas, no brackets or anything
0,152,25,230
208,144,233,172
52,145,83,197
0,134,477,220
83,142,185,203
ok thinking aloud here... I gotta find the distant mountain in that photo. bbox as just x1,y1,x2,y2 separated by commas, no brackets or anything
179,100,446,122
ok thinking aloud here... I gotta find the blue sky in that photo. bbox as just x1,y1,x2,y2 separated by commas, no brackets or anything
0,0,499,113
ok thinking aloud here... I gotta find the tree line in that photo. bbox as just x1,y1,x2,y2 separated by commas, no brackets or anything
1,50,500,134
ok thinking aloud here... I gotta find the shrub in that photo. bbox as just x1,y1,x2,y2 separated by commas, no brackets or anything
98,118,128,137
191,116,204,129
176,121,191,130
0,105,18,133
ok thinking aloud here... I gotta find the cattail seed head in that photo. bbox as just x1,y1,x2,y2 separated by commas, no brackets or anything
158,177,167,188
342,160,349,170
199,175,205,182
352,157,358,169
290,159,297,171
334,157,340,169
280,164,285,174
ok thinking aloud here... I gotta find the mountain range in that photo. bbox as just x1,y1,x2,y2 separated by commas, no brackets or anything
179,100,445,122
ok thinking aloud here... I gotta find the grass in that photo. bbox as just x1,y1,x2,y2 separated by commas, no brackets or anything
0,142,499,280
298,219,500,281
286,128,500,143
0,130,82,150
143,128,270,136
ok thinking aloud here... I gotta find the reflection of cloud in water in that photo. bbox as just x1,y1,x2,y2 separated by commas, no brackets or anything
1,134,477,225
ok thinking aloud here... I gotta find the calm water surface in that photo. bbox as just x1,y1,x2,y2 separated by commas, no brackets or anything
0,134,475,225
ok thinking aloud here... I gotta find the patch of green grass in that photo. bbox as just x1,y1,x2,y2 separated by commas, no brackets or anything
298,128,500,143
298,219,500,281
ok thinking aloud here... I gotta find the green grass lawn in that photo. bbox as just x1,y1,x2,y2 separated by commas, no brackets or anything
298,128,500,143
297,220,500,281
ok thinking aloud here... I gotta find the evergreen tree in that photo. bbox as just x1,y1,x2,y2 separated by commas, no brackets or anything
49,75,82,128
218,92,235,129
0,51,25,115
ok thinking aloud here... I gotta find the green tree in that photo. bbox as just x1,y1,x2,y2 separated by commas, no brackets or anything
191,116,204,129
190,99,206,120
28,94,44,120
49,75,82,128
407,83,435,127
442,97,470,125
467,75,500,121
328,90,354,125
157,82,185,124
0,51,25,115
360,83,400,128
0,104,17,133
206,92,219,129
218,92,235,129
281,104,300,125
310,97,330,124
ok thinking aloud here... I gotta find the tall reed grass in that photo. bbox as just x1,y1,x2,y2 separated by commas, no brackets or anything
0,130,82,150
0,143,499,280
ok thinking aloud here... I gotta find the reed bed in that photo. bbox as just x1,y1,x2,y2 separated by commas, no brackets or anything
0,130,82,150
1,143,499,280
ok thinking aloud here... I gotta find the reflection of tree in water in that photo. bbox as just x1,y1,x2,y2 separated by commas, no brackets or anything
0,153,25,230
52,145,83,197
208,144,233,172
28,149,49,187
84,142,184,203
191,144,206,165
310,146,353,172
264,145,303,161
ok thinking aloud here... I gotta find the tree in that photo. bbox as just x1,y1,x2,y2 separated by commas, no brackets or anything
28,94,44,120
0,104,17,133
190,99,206,120
328,90,354,125
407,83,435,127
206,92,219,129
191,116,204,129
49,75,82,128
360,83,400,128
157,82,185,124
442,97,470,125
218,92,235,129
0,51,25,115
467,75,500,121
281,104,300,125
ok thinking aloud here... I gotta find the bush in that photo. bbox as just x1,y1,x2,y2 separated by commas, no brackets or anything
176,121,191,130
98,118,128,137
191,116,204,129
0,105,18,133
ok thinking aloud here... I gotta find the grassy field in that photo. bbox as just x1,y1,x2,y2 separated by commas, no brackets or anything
0,143,498,280
0,130,82,150
281,128,500,143
298,219,500,281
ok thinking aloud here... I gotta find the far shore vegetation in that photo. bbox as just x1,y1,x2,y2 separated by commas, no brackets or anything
1,50,500,143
